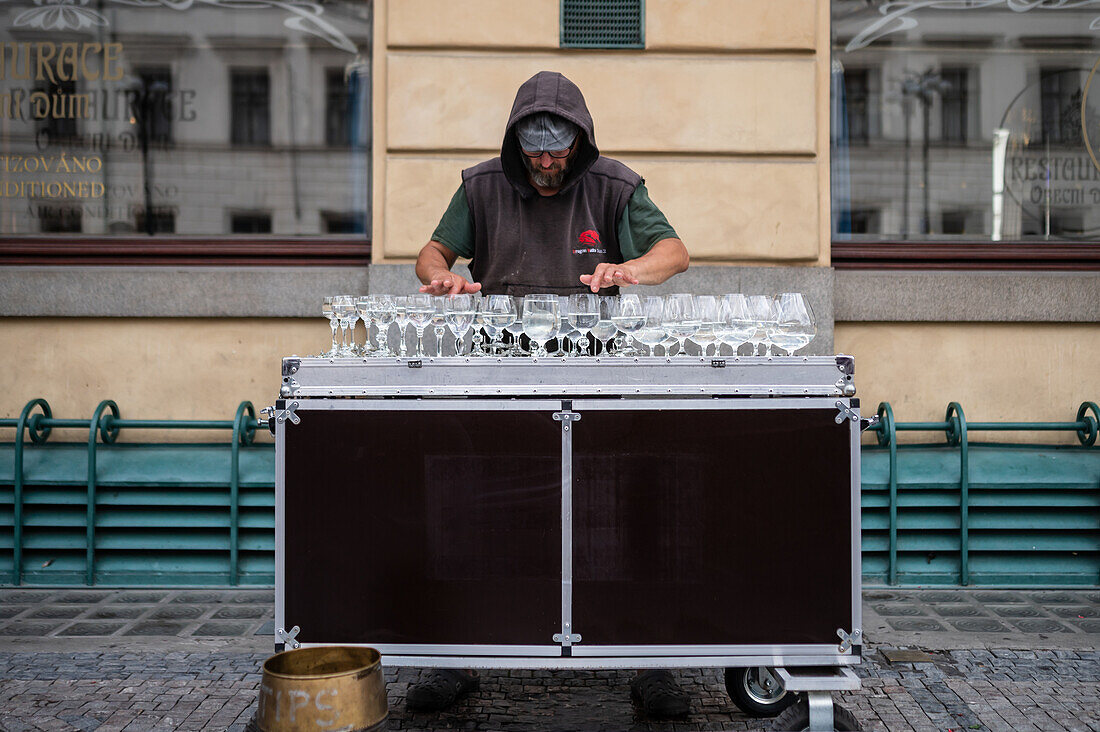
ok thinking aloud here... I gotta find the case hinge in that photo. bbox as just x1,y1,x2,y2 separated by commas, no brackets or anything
837,627,861,653
277,625,301,649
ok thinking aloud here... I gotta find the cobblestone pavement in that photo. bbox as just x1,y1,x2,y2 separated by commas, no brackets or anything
0,588,1098,731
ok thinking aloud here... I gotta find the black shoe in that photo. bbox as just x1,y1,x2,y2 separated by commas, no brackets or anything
407,669,479,712
630,669,690,718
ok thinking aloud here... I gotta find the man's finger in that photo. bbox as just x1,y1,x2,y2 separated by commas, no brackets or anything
465,281,483,293
449,280,464,295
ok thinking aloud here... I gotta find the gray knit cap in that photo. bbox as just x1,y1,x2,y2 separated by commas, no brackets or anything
515,112,578,152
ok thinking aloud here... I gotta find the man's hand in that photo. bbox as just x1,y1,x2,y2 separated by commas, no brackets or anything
580,263,640,292
419,272,483,295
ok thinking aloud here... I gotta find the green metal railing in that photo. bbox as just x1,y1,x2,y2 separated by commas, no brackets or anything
2,398,1098,587
865,401,1099,587
0,398,262,586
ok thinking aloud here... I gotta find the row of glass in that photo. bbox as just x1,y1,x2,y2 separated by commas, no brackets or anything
321,292,816,358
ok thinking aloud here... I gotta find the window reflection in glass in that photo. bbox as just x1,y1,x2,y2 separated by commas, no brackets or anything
0,1,372,237
832,1,1100,241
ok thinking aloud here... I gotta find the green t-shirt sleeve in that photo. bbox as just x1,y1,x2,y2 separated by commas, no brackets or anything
430,184,475,259
617,183,679,261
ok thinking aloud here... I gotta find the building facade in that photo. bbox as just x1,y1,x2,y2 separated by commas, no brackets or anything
0,0,1097,439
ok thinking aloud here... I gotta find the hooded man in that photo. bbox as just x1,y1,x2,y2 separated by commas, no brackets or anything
416,70,688,296
407,72,692,719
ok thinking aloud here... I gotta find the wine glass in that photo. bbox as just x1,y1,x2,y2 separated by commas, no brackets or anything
393,296,410,357
633,296,666,355
431,296,448,357
470,300,487,356
611,293,645,357
356,296,376,356
692,295,720,357
663,293,699,356
717,293,755,356
555,296,572,356
445,294,475,356
322,296,338,357
504,315,525,356
772,292,817,355
745,295,774,356
331,296,356,356
480,295,517,355
372,294,398,356
522,294,559,358
405,294,433,357
568,293,599,356
590,296,618,355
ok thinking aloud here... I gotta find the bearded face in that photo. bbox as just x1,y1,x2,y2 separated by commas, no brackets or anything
521,144,578,190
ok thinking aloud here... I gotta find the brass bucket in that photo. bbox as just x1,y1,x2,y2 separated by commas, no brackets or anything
252,646,388,732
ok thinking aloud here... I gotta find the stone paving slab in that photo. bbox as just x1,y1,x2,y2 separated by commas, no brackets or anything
0,588,1098,731
0,589,274,642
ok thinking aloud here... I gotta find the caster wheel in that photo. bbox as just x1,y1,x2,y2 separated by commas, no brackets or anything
724,666,798,718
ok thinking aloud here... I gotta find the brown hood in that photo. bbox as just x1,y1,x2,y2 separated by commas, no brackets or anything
501,71,599,198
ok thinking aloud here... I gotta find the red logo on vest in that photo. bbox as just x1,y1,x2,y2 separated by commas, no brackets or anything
578,230,601,246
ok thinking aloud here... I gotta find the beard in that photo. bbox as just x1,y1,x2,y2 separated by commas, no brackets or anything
524,155,569,189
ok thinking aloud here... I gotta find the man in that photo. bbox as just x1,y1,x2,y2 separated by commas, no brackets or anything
416,70,688,297
409,71,691,719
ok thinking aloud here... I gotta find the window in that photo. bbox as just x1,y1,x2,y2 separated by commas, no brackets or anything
38,204,82,233
849,208,881,235
321,211,367,234
37,79,78,141
230,212,272,234
844,69,871,145
135,67,174,146
135,206,177,235
230,69,271,146
832,2,1100,265
326,69,352,147
940,209,982,236
1040,68,1079,146
0,0,372,259
939,68,968,144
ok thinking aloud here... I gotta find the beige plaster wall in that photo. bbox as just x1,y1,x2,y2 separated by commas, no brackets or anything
386,54,817,154
1,319,331,442
386,155,819,260
374,0,829,266
387,0,817,51
835,322,1100,444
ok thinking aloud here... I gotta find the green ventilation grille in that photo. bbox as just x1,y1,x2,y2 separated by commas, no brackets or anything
561,0,644,49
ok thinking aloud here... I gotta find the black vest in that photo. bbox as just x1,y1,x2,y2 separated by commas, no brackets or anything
462,157,642,297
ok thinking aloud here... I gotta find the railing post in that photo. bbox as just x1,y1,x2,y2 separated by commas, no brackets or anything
945,402,969,586
230,401,256,587
13,399,52,585
1077,402,1098,446
86,401,120,586
876,402,898,586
